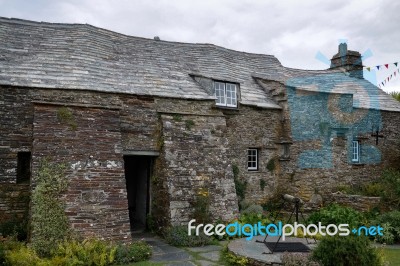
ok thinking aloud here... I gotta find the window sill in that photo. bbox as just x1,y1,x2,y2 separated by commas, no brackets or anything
351,163,365,166
212,105,239,110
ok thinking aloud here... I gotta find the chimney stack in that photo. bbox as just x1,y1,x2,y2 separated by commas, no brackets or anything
330,43,363,79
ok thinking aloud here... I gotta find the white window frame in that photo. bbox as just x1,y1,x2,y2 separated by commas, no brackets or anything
351,140,360,163
213,81,237,108
247,148,258,171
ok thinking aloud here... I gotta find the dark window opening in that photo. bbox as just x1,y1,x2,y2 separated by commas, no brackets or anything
17,152,31,183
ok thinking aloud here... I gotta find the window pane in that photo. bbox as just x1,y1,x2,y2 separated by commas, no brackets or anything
214,82,226,106
352,141,359,162
247,149,258,170
226,84,237,107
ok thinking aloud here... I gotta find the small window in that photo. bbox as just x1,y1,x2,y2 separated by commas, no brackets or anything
17,152,31,183
247,148,258,171
282,144,290,159
351,140,360,163
213,81,238,107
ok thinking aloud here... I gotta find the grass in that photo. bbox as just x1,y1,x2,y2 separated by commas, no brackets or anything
383,247,400,265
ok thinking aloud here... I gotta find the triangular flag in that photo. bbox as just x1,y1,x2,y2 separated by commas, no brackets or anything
385,64,389,69
377,66,380,70
366,67,371,71
395,62,398,67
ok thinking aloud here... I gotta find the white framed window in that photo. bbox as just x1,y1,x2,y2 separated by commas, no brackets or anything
213,81,238,107
351,140,360,163
247,148,258,171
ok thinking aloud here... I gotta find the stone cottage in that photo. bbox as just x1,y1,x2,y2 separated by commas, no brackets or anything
0,17,399,240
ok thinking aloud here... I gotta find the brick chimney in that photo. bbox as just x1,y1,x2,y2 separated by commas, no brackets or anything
330,43,363,79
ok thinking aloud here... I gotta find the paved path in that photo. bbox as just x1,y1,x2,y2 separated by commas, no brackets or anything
133,232,224,265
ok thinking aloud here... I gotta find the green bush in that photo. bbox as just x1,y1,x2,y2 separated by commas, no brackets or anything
30,160,70,257
239,209,270,227
164,225,213,247
307,203,366,228
380,169,400,210
220,245,248,266
4,244,42,266
114,241,152,264
53,238,117,266
192,189,211,223
312,235,383,266
2,238,130,266
232,164,247,206
372,210,400,244
0,217,28,241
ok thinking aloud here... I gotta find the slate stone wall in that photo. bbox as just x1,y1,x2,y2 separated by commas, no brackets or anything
0,87,32,230
157,111,238,224
32,103,131,241
223,106,282,203
0,83,399,239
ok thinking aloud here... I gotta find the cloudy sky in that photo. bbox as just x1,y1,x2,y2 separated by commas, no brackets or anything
1,0,399,92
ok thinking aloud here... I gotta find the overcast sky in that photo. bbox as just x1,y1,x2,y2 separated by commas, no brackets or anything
1,0,399,92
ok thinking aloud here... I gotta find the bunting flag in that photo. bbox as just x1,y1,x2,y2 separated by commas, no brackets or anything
364,61,399,70
377,68,400,87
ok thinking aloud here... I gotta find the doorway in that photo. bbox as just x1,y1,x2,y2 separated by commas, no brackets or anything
124,155,153,232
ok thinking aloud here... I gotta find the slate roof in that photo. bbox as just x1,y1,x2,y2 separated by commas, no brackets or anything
0,17,399,112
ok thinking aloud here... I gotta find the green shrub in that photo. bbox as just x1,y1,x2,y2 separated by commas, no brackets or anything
192,189,211,223
4,244,42,266
362,183,385,197
380,169,400,210
266,158,275,172
312,235,383,266
220,245,248,266
259,179,266,191
114,241,152,264
164,225,213,247
185,119,195,130
30,160,70,257
0,217,28,241
239,205,270,226
307,203,366,228
232,164,247,206
372,210,400,244
53,238,117,266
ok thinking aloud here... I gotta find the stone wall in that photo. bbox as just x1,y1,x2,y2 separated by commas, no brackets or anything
326,193,381,212
0,86,33,230
158,111,238,224
32,103,131,241
0,82,399,239
224,106,282,203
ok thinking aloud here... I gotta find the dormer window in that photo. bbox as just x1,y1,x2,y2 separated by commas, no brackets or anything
214,81,238,107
